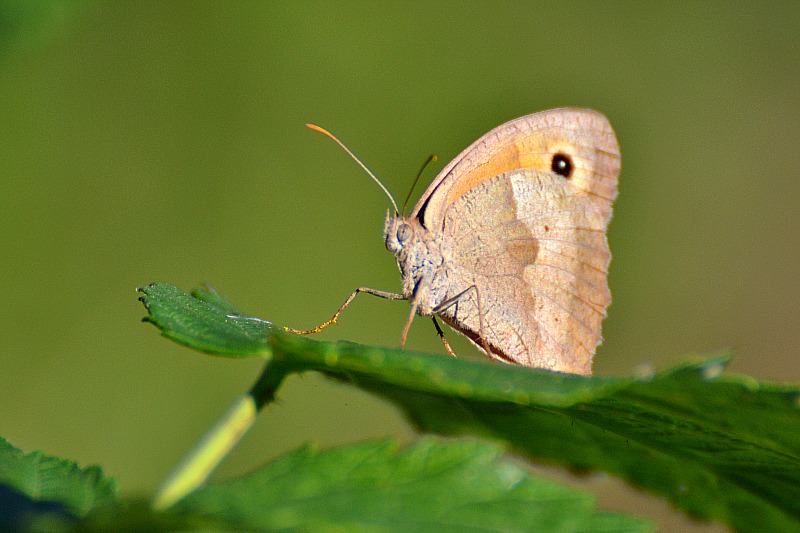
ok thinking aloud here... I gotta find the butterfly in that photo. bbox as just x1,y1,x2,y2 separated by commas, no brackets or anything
289,108,619,375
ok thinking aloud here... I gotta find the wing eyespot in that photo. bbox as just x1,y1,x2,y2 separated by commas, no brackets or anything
551,153,573,179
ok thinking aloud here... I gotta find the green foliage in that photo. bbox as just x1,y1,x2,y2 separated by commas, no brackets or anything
0,436,117,529
174,437,651,533
136,282,800,532
8,281,799,531
139,283,273,357
2,437,650,533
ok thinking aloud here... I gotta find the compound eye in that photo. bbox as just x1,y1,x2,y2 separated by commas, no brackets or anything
396,223,412,243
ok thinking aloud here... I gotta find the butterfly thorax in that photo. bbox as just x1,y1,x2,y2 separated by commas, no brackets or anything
384,212,452,315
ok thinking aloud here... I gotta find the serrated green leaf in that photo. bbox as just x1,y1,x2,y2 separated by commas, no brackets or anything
173,437,652,533
139,283,800,532
363,358,800,532
138,283,274,357
0,437,117,518
138,283,629,406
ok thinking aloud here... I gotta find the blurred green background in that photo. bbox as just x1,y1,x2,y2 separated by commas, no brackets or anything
1,1,798,529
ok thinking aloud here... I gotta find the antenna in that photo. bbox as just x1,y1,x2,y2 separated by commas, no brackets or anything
402,153,438,215
306,124,399,214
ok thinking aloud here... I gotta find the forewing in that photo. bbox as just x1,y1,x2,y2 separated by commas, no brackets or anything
413,108,618,227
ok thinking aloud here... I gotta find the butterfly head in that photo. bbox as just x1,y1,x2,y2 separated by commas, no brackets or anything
384,211,414,255
384,210,449,307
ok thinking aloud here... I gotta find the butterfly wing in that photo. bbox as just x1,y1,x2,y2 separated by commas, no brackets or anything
419,109,619,374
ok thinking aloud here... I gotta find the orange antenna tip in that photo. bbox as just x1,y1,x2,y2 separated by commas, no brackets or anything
305,123,328,134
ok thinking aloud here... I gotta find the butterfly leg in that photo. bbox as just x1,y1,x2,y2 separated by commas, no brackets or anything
471,286,493,358
432,285,494,359
285,287,406,335
431,316,458,357
399,281,427,348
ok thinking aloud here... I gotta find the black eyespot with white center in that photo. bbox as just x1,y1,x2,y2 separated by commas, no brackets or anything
551,153,573,178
